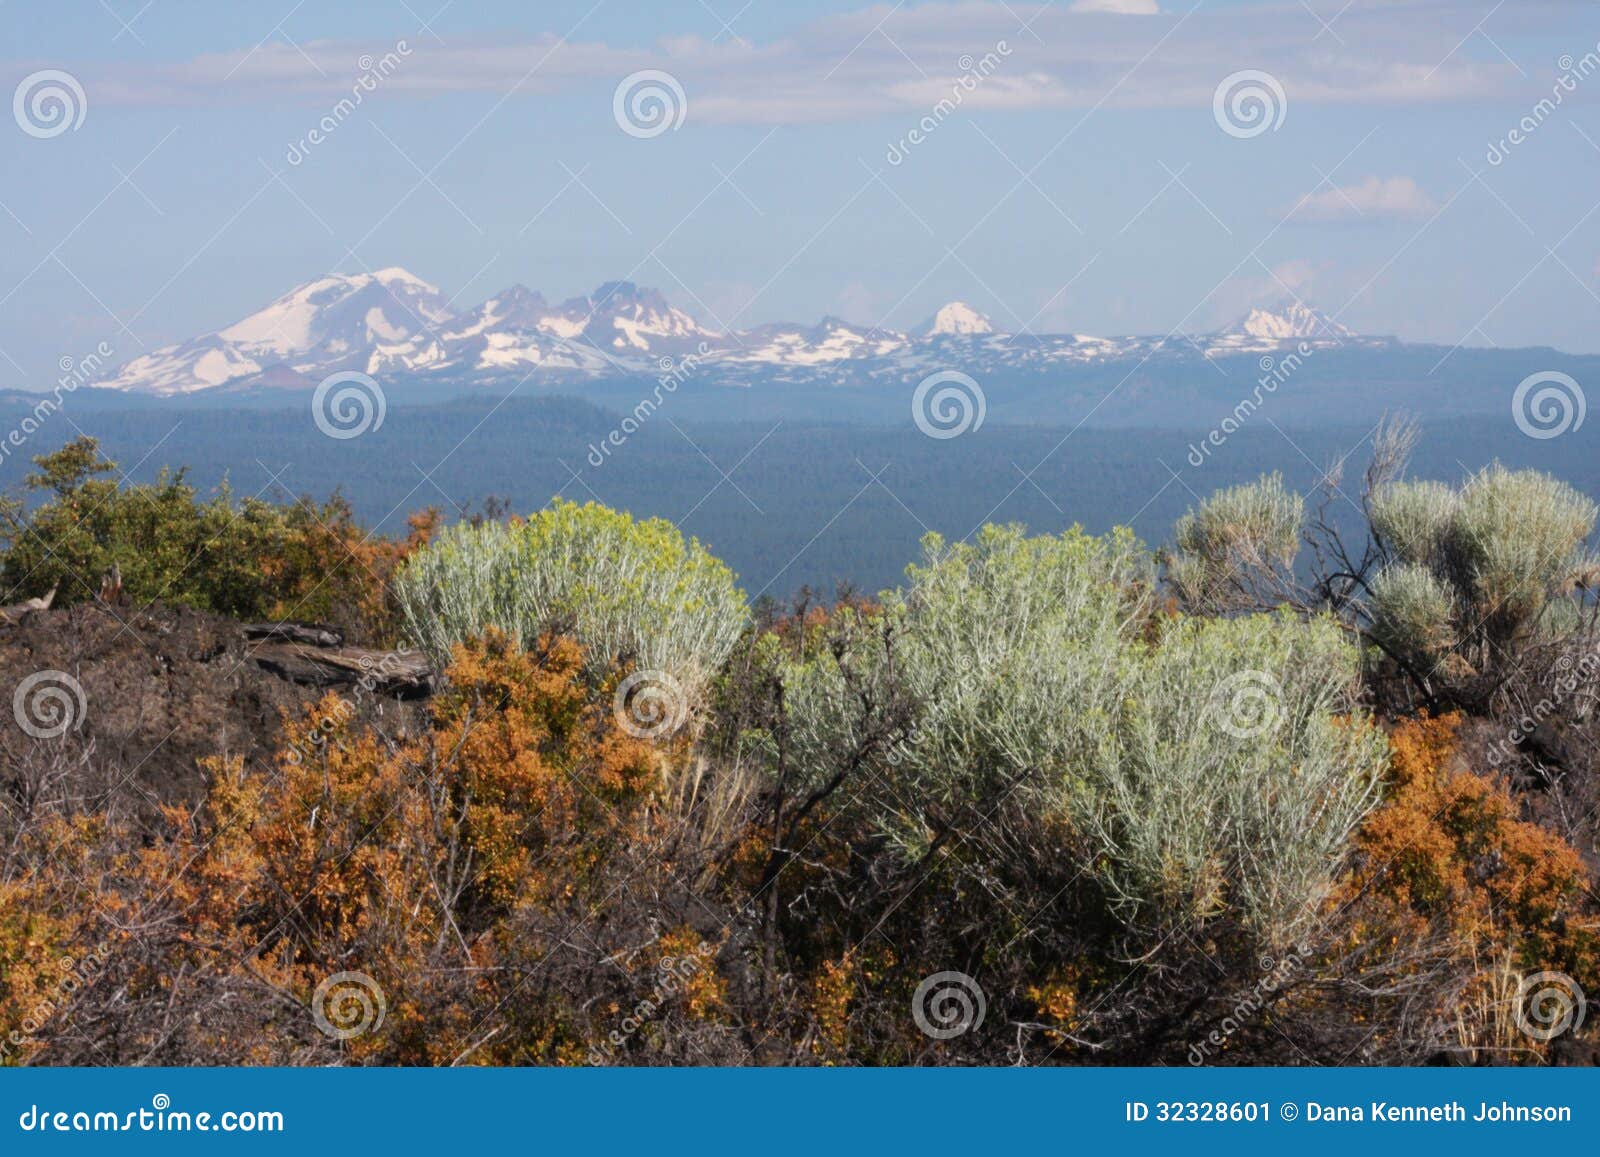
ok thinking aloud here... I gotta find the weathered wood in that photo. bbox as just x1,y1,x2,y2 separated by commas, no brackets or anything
248,642,432,697
98,563,123,606
0,584,56,626
241,621,345,648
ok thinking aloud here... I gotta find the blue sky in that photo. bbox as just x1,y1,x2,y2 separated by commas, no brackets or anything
3,0,1600,386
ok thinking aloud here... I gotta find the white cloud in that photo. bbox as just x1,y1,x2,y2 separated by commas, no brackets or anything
1288,175,1440,223
1069,0,1160,13
80,1,1513,123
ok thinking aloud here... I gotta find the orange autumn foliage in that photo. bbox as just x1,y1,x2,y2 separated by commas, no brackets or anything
811,954,858,1054
100,629,684,1063
1330,713,1597,1017
0,815,110,1063
644,929,727,1022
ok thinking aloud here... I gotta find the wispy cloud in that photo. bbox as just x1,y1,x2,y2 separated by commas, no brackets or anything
1287,175,1440,224
1068,0,1161,14
73,1,1517,124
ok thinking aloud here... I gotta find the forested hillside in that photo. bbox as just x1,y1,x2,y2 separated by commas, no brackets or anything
10,397,1599,596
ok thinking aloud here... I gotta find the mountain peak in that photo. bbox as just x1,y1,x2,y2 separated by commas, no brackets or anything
587,280,657,307
1227,300,1351,342
370,266,437,291
564,282,716,351
484,284,548,313
915,301,995,337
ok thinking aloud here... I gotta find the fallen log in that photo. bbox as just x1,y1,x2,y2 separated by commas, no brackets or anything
248,642,432,697
0,585,57,626
241,621,345,648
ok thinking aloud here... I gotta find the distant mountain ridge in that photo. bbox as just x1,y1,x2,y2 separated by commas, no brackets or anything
94,267,1388,398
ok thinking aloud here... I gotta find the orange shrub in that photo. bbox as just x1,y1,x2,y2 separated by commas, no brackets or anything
1328,713,1597,1056
77,630,674,1064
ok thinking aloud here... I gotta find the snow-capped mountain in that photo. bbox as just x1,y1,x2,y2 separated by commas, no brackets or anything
102,268,454,395
95,270,1379,398
914,302,995,338
1206,301,1353,354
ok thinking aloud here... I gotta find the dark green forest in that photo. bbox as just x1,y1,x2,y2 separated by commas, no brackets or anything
12,395,1598,597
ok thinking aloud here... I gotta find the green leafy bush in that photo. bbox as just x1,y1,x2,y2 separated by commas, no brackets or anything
0,437,404,633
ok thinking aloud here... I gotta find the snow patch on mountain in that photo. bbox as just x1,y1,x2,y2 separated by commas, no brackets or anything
191,347,261,386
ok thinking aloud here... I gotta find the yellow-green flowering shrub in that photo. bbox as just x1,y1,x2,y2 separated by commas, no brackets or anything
394,500,748,703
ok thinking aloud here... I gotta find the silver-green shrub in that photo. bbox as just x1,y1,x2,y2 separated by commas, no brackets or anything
884,524,1154,807
1167,473,1303,613
1074,610,1385,938
1369,479,1456,567
394,500,749,701
1368,562,1458,659
1447,466,1596,625
1367,466,1597,676
1169,458,1598,709
774,523,1387,943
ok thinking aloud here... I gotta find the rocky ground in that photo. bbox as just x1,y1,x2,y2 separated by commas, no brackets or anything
0,601,429,813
